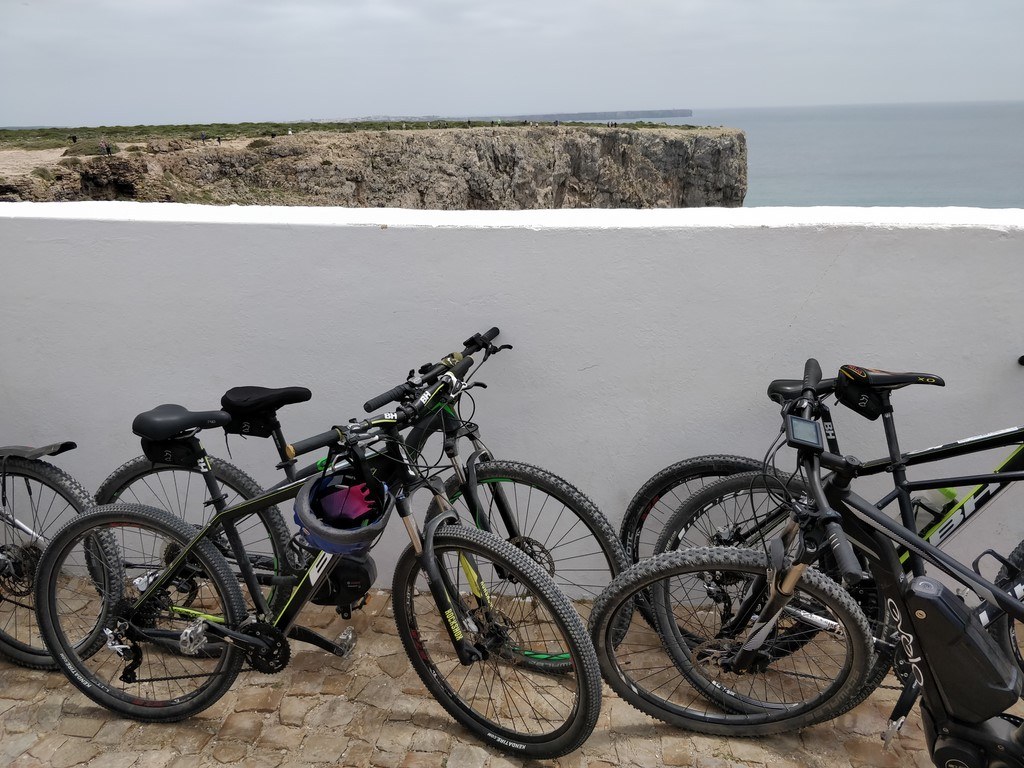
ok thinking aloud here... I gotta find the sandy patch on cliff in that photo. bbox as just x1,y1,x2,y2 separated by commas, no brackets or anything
0,139,256,179
0,148,67,177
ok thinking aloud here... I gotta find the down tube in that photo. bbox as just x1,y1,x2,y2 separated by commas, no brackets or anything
835,487,1024,625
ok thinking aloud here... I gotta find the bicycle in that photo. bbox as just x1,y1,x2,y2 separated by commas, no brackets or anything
654,364,1024,676
592,360,1024,768
95,328,627,622
0,439,92,668
35,354,602,759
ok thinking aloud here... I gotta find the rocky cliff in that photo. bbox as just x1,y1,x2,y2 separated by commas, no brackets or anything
0,126,746,208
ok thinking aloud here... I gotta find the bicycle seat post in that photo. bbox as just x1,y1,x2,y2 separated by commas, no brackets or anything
269,421,298,482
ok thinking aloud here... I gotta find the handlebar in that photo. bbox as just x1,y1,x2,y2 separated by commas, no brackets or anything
285,427,343,460
358,355,476,432
802,358,822,394
362,327,501,413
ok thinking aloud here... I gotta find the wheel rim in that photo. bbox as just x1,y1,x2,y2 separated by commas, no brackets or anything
399,539,582,742
0,470,84,655
46,517,241,708
449,476,615,623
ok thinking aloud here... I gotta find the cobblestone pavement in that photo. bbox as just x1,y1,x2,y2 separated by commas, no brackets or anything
2,591,946,768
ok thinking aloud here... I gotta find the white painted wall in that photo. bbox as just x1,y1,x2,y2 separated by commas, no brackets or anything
2,202,1024,575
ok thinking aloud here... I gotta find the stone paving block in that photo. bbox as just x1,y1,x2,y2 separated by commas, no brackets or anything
661,735,697,766
58,716,106,738
301,732,350,763
408,728,451,754
235,685,286,712
218,711,264,742
213,741,249,763
91,719,135,745
86,753,139,768
259,724,305,751
1,732,41,762
279,694,317,726
399,752,446,768
447,743,489,768
50,739,102,768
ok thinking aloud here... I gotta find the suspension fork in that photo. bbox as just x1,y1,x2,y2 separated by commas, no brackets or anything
401,489,489,665
725,520,807,673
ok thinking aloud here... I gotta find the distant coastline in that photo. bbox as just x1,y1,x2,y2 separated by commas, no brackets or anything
477,109,693,122
338,109,694,123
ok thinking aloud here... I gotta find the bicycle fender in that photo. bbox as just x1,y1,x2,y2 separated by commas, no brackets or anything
0,441,76,459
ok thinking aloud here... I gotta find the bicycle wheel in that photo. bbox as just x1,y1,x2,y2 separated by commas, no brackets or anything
590,547,874,735
426,460,628,624
0,456,93,668
620,455,763,564
990,538,1024,681
35,503,248,721
392,525,602,759
96,456,293,613
655,471,894,710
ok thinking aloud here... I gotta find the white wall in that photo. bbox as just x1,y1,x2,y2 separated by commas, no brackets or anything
2,202,1024,573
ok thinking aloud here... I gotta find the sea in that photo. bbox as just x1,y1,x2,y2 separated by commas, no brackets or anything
656,101,1024,208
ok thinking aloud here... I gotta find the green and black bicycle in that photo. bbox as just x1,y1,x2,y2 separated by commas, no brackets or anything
34,354,602,759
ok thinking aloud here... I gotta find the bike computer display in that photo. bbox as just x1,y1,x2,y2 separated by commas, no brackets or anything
785,415,824,452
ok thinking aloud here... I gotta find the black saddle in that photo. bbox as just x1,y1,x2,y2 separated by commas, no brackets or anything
220,386,312,416
835,364,944,421
767,378,837,404
838,365,944,390
132,404,231,441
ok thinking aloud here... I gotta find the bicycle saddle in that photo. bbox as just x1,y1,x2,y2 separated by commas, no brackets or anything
132,404,231,441
221,386,312,415
839,365,945,390
767,378,836,404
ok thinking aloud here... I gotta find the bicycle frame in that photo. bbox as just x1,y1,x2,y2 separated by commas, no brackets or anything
128,424,500,664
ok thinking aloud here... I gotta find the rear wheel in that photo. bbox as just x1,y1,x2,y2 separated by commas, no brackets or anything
392,525,602,759
0,456,93,668
34,503,248,721
96,457,293,614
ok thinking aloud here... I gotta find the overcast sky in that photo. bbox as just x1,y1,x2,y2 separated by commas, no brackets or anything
3,0,1023,127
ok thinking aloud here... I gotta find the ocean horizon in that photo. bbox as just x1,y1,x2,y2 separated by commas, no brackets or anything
659,101,1024,208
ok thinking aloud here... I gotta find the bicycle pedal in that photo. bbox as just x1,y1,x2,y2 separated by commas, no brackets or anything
335,626,357,658
881,717,905,751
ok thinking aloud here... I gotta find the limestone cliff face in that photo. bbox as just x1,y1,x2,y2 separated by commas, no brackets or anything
1,126,746,208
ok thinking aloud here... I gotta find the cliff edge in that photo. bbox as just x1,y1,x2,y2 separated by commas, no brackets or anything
0,125,746,208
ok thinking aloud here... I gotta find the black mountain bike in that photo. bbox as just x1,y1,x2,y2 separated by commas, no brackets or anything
592,360,1024,768
34,355,602,760
95,328,626,622
0,439,92,668
623,360,1024,569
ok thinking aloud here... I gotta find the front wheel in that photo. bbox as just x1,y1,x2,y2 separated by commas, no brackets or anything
34,503,248,721
392,525,602,759
590,547,874,736
426,460,628,625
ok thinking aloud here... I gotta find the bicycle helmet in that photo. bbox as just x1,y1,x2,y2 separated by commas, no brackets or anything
293,474,392,555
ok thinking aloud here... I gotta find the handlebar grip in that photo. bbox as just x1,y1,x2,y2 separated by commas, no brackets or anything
803,358,822,391
449,355,474,380
462,327,500,352
363,383,412,413
286,429,340,459
824,521,865,586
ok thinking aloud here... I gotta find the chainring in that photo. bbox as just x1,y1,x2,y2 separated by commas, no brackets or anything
244,621,291,674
